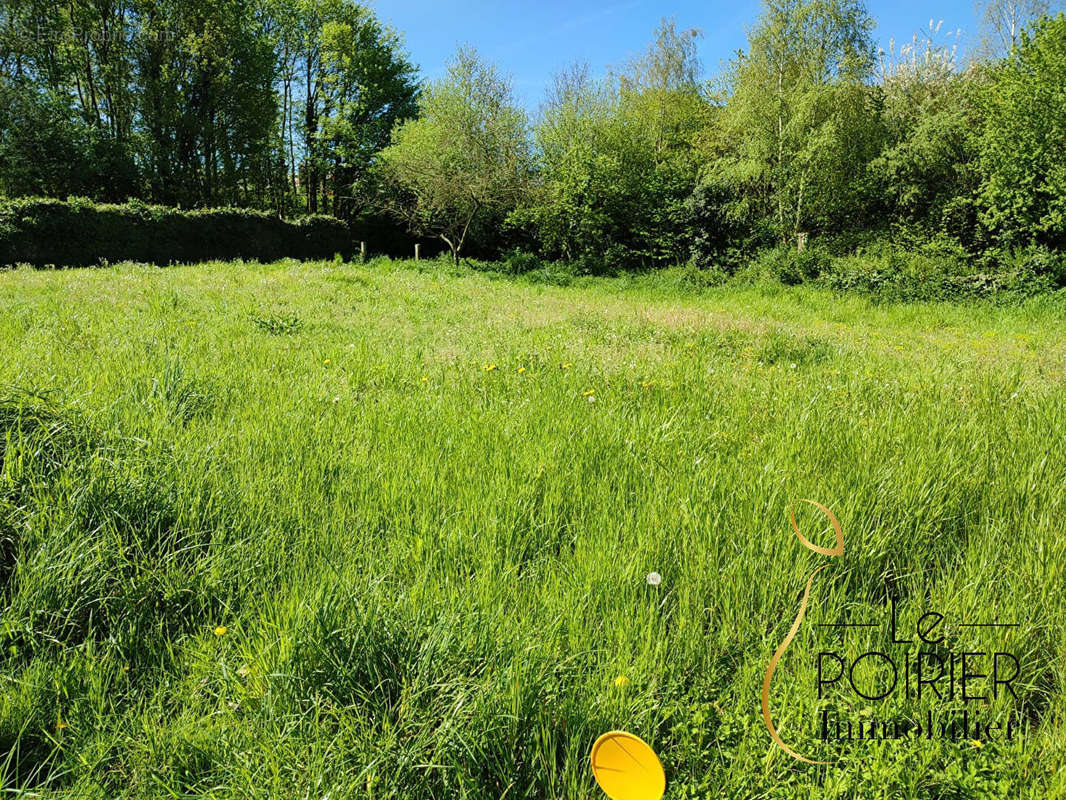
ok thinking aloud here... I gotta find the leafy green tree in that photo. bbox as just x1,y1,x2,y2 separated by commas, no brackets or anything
0,0,140,200
0,0,413,213
135,0,279,207
317,7,418,216
869,22,984,243
708,0,883,246
979,13,1066,248
269,0,418,215
516,65,634,264
378,47,530,263
616,20,710,263
518,20,709,269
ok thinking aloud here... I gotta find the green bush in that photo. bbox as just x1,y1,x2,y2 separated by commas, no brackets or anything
501,249,542,275
821,243,1055,302
523,260,577,286
979,14,1066,249
673,259,730,291
739,244,830,285
999,244,1066,287
0,198,352,268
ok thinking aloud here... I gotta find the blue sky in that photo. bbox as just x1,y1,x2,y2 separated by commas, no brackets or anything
370,0,975,111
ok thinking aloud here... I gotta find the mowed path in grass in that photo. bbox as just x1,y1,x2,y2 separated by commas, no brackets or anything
1,259,1064,799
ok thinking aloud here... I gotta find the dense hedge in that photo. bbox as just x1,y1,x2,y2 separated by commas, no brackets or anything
0,198,352,267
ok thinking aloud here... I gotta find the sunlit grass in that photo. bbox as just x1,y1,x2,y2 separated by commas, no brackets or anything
1,257,1064,798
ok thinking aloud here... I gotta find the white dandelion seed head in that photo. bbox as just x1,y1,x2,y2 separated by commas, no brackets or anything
646,572,662,586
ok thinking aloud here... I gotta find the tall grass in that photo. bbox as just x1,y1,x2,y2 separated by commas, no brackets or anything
1,258,1064,798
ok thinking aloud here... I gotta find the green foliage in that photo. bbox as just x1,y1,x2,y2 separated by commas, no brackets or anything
821,240,1056,301
693,235,1062,302
870,43,984,243
979,13,1066,249
743,242,831,285
137,0,279,207
687,172,775,270
501,249,544,275
0,87,140,202
272,0,420,216
0,198,351,267
0,0,417,217
516,22,709,270
0,0,141,202
709,0,884,244
378,48,531,263
3,1,1066,282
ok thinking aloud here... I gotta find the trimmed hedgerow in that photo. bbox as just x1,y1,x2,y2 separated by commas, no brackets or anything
0,197,352,267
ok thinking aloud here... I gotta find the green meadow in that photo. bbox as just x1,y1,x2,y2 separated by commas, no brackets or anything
1,258,1064,798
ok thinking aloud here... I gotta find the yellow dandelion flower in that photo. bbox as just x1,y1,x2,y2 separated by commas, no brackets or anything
970,739,982,748
562,362,572,369
56,722,67,731
421,376,429,383
583,389,595,396
518,366,526,373
323,359,330,365
613,675,630,689
640,381,650,388
213,625,227,637
482,363,497,371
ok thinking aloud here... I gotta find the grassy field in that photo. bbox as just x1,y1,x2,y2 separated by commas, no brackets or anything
1,257,1065,799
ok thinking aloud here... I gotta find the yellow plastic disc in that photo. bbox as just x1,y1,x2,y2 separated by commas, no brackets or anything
590,731,666,800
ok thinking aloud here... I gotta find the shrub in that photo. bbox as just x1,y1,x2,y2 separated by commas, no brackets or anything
740,244,830,285
687,172,773,272
501,249,542,275
674,259,730,291
999,245,1066,288
0,198,352,268
523,260,576,286
821,243,1055,302
979,14,1066,250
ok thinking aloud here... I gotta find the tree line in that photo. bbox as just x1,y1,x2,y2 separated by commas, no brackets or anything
0,0,418,216
2,0,1065,275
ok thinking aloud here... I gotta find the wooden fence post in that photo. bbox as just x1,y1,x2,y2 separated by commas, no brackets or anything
415,243,421,261
360,241,366,261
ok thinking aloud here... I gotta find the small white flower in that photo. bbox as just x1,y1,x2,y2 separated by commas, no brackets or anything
646,572,662,586
587,395,596,403
789,363,797,369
